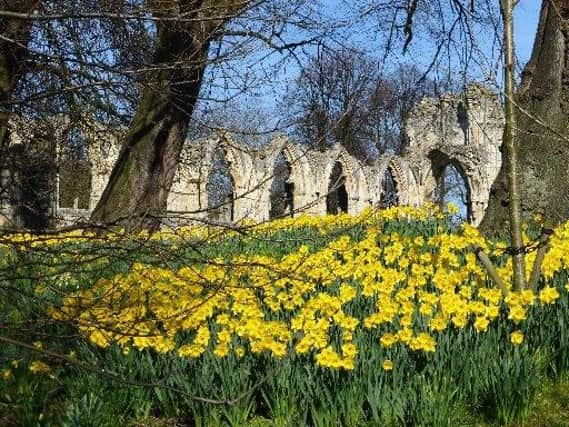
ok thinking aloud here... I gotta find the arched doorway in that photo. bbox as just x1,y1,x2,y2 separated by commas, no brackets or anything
434,162,471,223
379,167,399,208
269,151,295,219
326,162,348,214
206,147,234,222
58,127,91,210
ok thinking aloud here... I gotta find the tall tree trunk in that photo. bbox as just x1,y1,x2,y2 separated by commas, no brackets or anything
0,0,41,227
91,1,230,232
501,0,526,289
480,0,569,234
0,0,38,138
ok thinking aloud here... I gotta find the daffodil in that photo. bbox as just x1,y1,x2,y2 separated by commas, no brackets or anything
510,330,524,346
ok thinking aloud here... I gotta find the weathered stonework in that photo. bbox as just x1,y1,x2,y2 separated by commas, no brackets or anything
0,84,504,229
404,84,503,224
0,115,63,229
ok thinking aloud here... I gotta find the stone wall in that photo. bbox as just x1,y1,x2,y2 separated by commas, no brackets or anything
404,84,503,224
0,84,504,229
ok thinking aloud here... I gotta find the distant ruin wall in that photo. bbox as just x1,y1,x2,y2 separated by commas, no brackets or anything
0,84,504,229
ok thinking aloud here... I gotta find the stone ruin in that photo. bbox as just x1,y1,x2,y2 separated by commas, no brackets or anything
0,84,504,229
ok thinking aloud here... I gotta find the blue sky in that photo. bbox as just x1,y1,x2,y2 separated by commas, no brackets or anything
515,0,541,65
202,0,544,129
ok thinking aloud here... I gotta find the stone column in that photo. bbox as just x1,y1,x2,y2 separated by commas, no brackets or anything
0,164,13,227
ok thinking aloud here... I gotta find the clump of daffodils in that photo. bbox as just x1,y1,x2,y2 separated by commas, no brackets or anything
43,205,569,370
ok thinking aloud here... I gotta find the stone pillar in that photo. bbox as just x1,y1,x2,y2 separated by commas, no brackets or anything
89,164,111,210
0,164,13,227
1,144,24,228
233,184,249,222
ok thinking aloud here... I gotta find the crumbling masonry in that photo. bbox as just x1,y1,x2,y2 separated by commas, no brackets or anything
0,84,504,228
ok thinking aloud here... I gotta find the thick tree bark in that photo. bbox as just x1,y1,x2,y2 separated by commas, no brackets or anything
0,0,40,150
0,1,41,227
480,0,569,234
91,1,242,232
0,1,38,132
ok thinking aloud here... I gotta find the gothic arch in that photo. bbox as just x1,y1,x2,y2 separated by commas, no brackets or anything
167,134,256,222
382,158,408,205
58,126,92,211
320,146,370,215
201,135,254,221
428,149,474,222
263,137,314,217
379,166,399,208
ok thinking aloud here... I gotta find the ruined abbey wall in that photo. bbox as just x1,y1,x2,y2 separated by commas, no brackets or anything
0,84,504,229
404,84,504,224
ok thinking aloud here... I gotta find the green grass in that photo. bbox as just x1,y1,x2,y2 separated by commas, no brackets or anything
2,214,569,426
470,376,569,427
